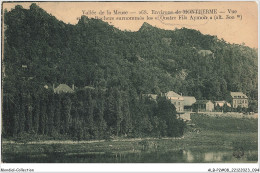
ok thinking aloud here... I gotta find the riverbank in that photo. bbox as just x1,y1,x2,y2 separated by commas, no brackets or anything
2,114,258,163
191,112,258,119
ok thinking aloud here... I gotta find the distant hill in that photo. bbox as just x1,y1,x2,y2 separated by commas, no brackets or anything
3,4,258,101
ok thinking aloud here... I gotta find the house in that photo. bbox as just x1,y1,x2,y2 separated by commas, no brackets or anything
165,91,184,113
230,92,248,108
183,96,196,112
215,101,231,108
198,50,213,57
141,94,157,100
54,84,74,94
193,100,214,112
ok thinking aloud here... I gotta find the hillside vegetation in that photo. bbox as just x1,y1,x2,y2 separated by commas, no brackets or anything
2,4,258,140
3,4,257,99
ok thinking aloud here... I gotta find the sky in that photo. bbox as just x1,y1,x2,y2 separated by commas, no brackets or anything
2,1,258,48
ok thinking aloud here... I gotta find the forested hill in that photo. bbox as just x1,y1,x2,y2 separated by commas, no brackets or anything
3,4,258,101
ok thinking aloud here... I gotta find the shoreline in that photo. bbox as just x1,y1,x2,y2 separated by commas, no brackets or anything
2,136,185,145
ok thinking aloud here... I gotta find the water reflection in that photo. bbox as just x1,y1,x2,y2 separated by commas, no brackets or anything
3,149,257,163
173,150,256,163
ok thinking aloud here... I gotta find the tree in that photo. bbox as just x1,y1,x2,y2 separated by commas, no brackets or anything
54,95,61,134
32,94,40,134
236,105,242,113
114,89,123,136
84,92,96,139
19,93,26,134
47,93,55,135
121,94,132,135
151,116,160,137
71,106,80,141
96,106,107,139
39,97,47,134
215,104,221,112
26,94,33,133
223,103,231,113
156,96,184,137
2,94,10,137
105,90,117,134
248,100,257,113
61,95,72,134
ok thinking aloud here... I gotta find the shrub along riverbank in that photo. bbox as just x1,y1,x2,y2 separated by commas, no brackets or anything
2,114,257,163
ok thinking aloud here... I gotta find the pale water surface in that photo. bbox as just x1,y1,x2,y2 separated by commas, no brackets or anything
3,149,257,163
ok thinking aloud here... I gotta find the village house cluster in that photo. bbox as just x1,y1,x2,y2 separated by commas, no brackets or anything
165,91,248,113
45,84,249,121
145,91,249,121
147,91,248,112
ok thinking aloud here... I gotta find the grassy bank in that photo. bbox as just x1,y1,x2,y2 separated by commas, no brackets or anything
2,114,258,163
190,113,258,133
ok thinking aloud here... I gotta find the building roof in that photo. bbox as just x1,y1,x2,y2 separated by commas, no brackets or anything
198,50,213,56
165,91,184,100
165,91,180,97
215,101,225,106
54,84,74,94
226,103,231,107
147,94,158,100
194,100,213,105
183,96,196,106
230,92,248,99
215,101,231,107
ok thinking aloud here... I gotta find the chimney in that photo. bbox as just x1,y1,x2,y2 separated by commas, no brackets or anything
53,84,55,90
72,84,75,90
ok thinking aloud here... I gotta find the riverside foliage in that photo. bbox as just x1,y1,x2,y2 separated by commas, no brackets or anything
3,88,185,140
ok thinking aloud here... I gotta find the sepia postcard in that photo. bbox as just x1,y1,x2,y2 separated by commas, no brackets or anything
0,1,259,172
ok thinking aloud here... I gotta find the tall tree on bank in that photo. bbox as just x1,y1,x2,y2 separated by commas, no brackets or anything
54,95,61,134
18,93,26,134
25,94,33,133
32,94,40,134
121,92,132,135
47,93,55,135
61,95,72,134
39,96,47,135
